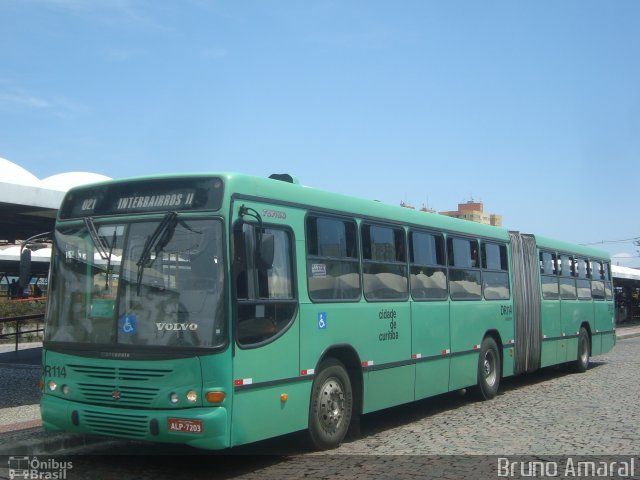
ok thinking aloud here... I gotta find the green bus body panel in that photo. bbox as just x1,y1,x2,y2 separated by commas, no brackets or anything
300,303,362,370
232,321,301,387
449,300,514,391
540,300,562,367
591,301,603,357
594,301,616,354
299,301,414,414
412,301,450,399
231,319,306,446
601,331,616,353
41,350,232,449
43,172,616,450
231,382,311,446
41,395,229,450
365,365,415,413
561,300,589,362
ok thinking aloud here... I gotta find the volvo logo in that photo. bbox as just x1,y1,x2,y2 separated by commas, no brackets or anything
112,388,121,401
156,322,198,331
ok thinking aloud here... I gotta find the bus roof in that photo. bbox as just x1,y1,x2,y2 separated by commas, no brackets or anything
534,235,610,261
61,171,610,260
223,172,510,241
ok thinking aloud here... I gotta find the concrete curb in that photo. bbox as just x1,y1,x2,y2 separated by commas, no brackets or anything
617,329,640,340
0,419,41,434
0,427,111,456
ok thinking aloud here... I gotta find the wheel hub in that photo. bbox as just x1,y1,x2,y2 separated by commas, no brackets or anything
484,351,497,386
318,379,345,431
580,336,589,363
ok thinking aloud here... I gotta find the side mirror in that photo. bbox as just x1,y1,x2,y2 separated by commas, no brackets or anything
19,248,32,288
258,233,275,270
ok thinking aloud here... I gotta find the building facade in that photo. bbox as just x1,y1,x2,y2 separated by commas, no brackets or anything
439,200,502,227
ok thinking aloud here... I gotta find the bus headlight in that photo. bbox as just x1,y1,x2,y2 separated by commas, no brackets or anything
169,393,179,405
186,390,198,403
47,380,58,392
62,385,70,396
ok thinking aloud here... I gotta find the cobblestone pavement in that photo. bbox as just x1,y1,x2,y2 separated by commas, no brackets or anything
331,339,639,456
0,364,40,409
1,337,635,479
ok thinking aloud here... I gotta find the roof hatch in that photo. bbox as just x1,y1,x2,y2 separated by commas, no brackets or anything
268,173,299,184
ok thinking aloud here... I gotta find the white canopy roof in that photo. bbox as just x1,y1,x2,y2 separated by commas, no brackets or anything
0,156,111,209
612,264,640,281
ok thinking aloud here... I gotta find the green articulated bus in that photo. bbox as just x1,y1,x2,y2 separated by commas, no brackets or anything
40,173,616,450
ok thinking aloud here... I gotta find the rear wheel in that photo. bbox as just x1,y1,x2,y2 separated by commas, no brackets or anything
476,336,501,400
308,358,353,450
573,327,590,373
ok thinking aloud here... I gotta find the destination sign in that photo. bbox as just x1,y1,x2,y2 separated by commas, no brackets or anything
115,192,194,211
59,177,224,219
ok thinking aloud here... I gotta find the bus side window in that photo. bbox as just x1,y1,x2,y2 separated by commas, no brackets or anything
559,254,577,300
576,258,591,300
604,262,613,300
481,242,510,300
447,237,481,300
590,260,605,300
361,224,408,301
409,231,447,301
540,251,557,275
306,215,360,301
540,251,559,300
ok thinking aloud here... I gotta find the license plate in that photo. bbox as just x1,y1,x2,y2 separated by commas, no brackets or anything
168,418,204,434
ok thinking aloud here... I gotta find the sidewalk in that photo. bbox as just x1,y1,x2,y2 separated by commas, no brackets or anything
0,324,639,455
0,343,42,436
615,321,640,340
0,405,41,433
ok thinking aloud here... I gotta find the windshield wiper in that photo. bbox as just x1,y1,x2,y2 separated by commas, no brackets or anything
84,218,120,293
84,217,109,260
136,211,178,295
104,228,118,292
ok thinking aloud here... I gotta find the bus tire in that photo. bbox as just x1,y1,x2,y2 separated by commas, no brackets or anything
308,358,353,450
476,336,501,400
573,327,590,373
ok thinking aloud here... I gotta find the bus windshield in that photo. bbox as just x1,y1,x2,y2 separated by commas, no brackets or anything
45,216,226,350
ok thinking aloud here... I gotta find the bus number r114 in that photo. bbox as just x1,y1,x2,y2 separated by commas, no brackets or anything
44,365,67,378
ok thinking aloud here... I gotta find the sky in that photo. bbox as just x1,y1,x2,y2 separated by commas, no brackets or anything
1,1,639,267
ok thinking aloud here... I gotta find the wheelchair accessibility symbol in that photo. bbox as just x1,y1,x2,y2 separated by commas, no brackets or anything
119,313,137,335
318,312,327,330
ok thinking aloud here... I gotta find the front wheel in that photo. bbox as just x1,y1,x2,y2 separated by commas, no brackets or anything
476,336,501,400
573,327,590,373
308,358,353,450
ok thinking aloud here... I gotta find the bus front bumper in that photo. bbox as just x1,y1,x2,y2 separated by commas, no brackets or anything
41,395,229,450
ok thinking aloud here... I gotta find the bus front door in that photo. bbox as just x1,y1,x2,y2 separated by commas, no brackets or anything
229,203,306,447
